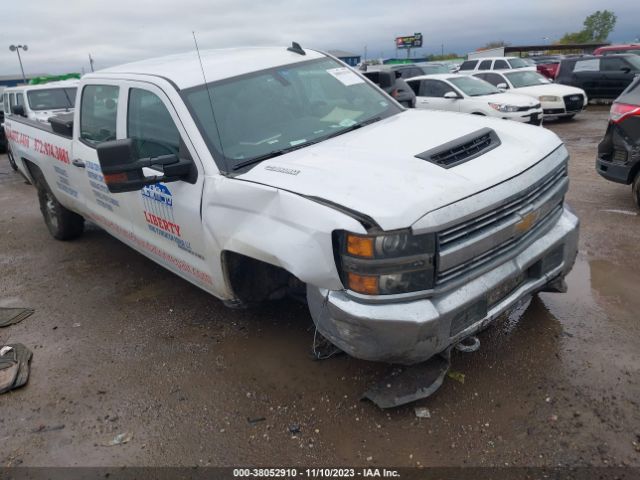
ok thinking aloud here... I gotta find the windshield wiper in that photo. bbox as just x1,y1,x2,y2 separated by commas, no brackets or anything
231,116,383,171
232,140,320,171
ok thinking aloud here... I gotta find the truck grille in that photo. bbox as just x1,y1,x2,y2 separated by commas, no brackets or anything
436,163,568,285
563,94,584,112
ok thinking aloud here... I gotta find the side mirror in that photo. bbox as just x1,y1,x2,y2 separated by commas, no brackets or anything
97,138,192,193
12,104,25,116
497,83,509,90
444,91,459,99
621,67,631,74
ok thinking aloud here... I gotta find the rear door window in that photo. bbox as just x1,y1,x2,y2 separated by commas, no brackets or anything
407,80,420,95
573,59,600,72
459,60,478,71
80,85,119,146
478,60,492,70
16,94,24,107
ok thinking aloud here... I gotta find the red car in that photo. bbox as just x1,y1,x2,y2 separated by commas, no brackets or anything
594,44,640,56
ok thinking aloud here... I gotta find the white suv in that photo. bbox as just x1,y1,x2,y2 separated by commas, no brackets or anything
458,57,536,73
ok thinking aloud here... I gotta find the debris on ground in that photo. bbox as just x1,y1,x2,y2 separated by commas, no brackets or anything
247,417,266,425
311,329,342,360
363,353,451,409
106,432,133,446
288,424,301,434
414,407,431,418
31,424,65,433
0,343,33,394
447,371,466,384
0,307,34,327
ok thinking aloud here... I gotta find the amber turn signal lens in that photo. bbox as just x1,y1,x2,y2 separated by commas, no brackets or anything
347,272,379,295
346,234,374,258
104,172,128,184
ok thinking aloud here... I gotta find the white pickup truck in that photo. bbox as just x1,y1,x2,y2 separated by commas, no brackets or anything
5,45,579,365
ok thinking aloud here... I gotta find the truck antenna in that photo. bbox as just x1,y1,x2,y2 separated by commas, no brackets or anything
192,31,227,167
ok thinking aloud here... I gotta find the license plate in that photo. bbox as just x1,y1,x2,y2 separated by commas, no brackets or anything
488,272,527,307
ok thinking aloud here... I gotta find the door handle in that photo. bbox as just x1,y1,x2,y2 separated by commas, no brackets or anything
72,159,86,168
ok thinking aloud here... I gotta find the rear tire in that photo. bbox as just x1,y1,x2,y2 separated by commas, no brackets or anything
7,145,17,171
633,174,640,211
35,173,84,240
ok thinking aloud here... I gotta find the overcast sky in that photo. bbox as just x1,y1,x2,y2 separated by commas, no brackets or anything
1,0,638,76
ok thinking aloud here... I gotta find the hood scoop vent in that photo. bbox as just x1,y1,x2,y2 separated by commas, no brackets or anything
415,127,501,169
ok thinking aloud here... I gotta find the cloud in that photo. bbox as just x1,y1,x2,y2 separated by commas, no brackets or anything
1,0,637,75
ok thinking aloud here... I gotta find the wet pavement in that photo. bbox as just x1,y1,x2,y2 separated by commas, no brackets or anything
0,106,639,467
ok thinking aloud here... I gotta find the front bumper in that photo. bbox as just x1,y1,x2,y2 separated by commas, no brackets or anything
308,207,579,365
503,108,543,125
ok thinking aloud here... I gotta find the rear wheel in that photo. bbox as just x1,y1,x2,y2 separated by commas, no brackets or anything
6,145,17,171
632,174,640,211
35,172,84,240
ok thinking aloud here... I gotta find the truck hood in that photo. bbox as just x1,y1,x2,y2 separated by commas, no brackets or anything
235,109,563,231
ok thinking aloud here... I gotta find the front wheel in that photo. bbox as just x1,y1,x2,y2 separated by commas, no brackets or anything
37,180,84,240
632,174,640,211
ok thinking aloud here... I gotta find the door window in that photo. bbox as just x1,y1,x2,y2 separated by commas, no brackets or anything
16,93,24,107
480,73,505,87
407,80,420,95
420,80,453,97
127,88,181,158
601,57,630,71
459,60,478,71
478,60,492,70
573,59,600,72
80,85,119,146
494,60,509,69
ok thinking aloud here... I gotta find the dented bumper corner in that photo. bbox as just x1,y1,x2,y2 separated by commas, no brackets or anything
307,207,579,365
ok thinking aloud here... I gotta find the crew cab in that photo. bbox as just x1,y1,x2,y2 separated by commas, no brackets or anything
4,46,579,365
4,80,78,123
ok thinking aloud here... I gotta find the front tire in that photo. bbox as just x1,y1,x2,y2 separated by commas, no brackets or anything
36,178,84,240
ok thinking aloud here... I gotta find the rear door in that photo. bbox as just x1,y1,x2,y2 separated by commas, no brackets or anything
572,58,602,97
69,82,136,229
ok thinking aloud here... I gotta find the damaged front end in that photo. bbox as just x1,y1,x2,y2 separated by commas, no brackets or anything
307,148,580,368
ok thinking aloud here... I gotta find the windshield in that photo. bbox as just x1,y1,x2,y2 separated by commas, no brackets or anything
27,87,77,111
447,76,499,96
507,58,529,69
422,65,449,74
183,57,400,171
505,71,551,87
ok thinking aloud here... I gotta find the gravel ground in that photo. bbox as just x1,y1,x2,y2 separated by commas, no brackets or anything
0,106,638,468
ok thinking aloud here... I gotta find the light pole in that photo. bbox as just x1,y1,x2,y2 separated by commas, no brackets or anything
9,44,28,84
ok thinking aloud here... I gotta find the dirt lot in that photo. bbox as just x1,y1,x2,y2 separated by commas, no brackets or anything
0,106,639,468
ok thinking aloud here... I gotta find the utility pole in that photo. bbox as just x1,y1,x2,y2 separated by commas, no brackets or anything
364,45,367,62
441,44,444,57
9,44,28,84
88,53,95,72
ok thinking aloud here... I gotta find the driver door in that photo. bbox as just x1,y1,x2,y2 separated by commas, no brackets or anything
415,80,460,112
119,81,213,290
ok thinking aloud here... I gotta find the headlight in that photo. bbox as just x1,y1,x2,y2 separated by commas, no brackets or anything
489,103,520,113
538,95,560,102
335,230,436,295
